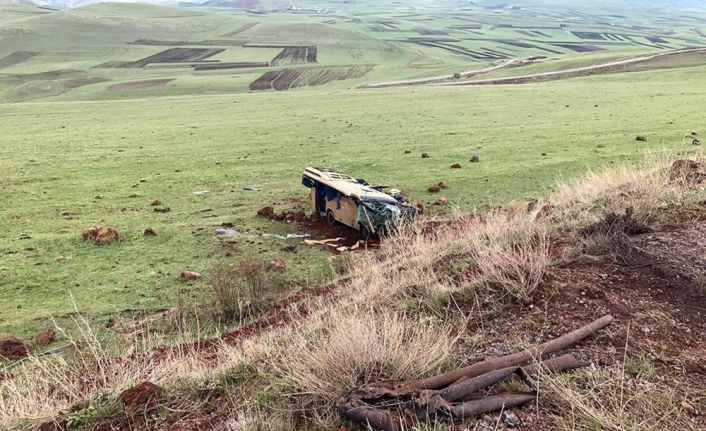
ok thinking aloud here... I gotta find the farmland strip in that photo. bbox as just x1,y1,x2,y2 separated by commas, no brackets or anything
194,62,269,70
0,51,39,70
221,22,259,37
250,66,373,91
249,70,280,91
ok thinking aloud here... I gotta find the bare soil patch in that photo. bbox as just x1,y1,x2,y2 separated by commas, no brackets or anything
194,62,268,71
107,79,174,92
250,66,372,91
221,22,259,37
551,43,606,53
0,337,29,360
97,48,224,69
271,46,317,66
63,77,109,89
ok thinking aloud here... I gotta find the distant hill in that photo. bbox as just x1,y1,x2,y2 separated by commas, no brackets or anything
27,0,706,9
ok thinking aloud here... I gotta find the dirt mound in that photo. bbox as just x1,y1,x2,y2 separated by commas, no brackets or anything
38,419,68,431
470,155,480,162
450,162,461,169
0,337,29,360
180,271,201,280
257,206,276,219
35,329,56,346
428,184,440,193
121,381,163,413
669,159,705,184
636,135,648,141
269,257,285,271
82,226,119,245
257,206,309,222
144,227,157,236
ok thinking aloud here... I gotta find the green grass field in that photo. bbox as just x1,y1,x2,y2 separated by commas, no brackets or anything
0,0,705,344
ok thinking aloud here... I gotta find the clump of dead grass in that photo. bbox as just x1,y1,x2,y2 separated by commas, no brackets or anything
273,309,455,415
209,258,279,324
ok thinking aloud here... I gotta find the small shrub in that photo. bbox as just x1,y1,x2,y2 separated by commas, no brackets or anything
210,258,277,323
466,216,550,303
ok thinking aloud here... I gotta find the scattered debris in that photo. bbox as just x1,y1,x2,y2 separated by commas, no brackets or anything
285,233,310,239
150,199,162,206
470,155,480,162
216,229,237,235
82,226,119,245
337,315,612,431
541,152,547,156
681,401,698,415
269,257,286,271
35,329,56,346
438,180,448,189
193,190,209,195
305,237,378,252
180,271,201,280
693,139,702,146
421,152,429,158
435,197,448,205
121,381,163,413
243,186,260,191
450,162,461,169
143,227,157,236
636,135,648,141
428,184,441,193
304,237,345,246
0,337,29,360
404,149,412,154
153,206,171,213
502,411,521,427
416,203,425,214
262,233,310,240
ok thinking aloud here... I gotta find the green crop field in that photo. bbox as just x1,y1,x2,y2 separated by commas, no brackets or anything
0,0,705,346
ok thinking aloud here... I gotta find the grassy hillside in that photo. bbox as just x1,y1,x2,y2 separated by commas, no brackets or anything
1,63,705,340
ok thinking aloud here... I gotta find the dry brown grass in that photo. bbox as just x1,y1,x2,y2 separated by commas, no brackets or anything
272,308,455,420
